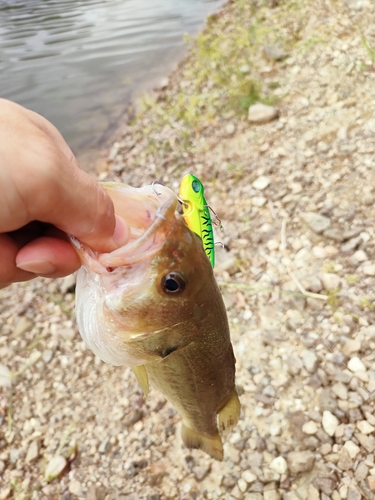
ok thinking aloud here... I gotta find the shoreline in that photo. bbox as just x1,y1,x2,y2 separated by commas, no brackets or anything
2,0,375,498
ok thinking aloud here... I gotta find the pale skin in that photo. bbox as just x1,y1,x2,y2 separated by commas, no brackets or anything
0,98,128,288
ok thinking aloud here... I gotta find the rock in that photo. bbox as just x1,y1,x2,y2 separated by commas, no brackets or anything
149,460,167,485
340,237,362,253
302,421,318,435
287,354,303,375
242,471,257,483
262,44,288,61
347,486,362,500
252,176,271,190
347,356,366,372
362,263,375,276
59,327,76,341
69,480,82,496
252,196,267,207
238,478,249,493
86,486,107,500
368,476,375,490
300,212,331,234
354,461,368,482
0,488,11,500
321,273,341,291
307,485,320,500
248,103,279,124
322,411,339,437
225,123,236,136
45,455,67,481
192,465,211,481
342,339,361,356
343,440,360,459
337,447,353,471
287,450,315,475
357,420,375,434
356,432,375,452
263,490,281,500
269,456,288,474
0,364,11,388
98,437,110,454
331,382,348,400
13,317,33,336
25,440,41,463
313,477,336,495
301,350,319,373
302,276,323,293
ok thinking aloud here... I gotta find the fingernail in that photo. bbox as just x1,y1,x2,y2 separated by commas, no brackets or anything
111,215,130,247
16,260,56,275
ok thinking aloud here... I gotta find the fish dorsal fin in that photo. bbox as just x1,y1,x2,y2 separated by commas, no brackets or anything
217,390,241,432
132,365,150,396
181,424,223,461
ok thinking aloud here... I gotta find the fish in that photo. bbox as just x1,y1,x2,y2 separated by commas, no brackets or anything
179,174,215,267
70,182,240,460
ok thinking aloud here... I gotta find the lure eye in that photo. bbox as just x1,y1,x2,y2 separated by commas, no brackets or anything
192,180,201,193
161,272,186,294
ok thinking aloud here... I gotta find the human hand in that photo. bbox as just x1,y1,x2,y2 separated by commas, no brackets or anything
0,98,128,288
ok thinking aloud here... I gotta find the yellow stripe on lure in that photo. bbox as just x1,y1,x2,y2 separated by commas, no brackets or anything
179,174,215,268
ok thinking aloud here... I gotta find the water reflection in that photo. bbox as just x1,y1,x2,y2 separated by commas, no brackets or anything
0,0,222,167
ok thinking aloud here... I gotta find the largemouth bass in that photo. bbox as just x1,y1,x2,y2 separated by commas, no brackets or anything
71,182,240,460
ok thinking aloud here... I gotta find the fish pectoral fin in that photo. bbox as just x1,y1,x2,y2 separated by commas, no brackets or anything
181,424,223,461
132,365,150,396
217,390,241,432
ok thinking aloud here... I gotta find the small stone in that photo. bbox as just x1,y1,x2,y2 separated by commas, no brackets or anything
252,176,271,191
149,460,167,485
98,437,110,454
369,476,375,490
252,196,267,207
313,477,336,495
323,228,345,242
354,461,368,482
193,465,211,482
225,123,236,136
59,327,76,341
347,356,366,372
322,411,339,437
357,420,375,434
0,488,11,500
231,485,244,499
302,421,318,435
302,276,323,294
321,273,341,291
248,103,279,124
13,317,32,336
262,44,288,61
263,490,281,500
269,456,288,474
159,77,169,89
42,349,54,363
307,485,320,500
238,478,249,493
69,480,82,496
287,450,315,475
362,263,375,276
0,364,11,388
352,250,368,262
341,237,362,253
86,486,107,500
337,447,353,471
300,212,331,234
347,486,362,500
242,471,257,483
45,455,67,481
301,350,319,373
343,440,360,459
25,440,41,463
331,382,348,400
287,354,303,375
342,339,361,356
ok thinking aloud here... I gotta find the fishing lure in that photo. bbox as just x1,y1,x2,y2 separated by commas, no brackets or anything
179,174,216,268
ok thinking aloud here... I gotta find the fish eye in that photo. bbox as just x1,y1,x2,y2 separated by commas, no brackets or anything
161,272,186,294
192,180,201,193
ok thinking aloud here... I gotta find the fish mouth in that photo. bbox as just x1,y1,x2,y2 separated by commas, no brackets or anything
70,183,178,274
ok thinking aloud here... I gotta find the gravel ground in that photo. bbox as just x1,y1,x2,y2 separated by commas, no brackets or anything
2,0,375,499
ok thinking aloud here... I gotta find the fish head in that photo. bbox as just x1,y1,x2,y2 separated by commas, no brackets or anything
71,182,214,366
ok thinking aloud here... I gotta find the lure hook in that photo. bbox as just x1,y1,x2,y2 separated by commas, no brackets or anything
205,205,224,232
152,180,187,207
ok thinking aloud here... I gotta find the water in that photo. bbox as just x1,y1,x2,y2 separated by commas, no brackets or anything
0,0,222,167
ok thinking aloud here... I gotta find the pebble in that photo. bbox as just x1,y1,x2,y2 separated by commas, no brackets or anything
0,364,11,388
357,420,375,434
301,349,319,373
242,471,257,483
354,461,368,482
262,44,288,61
68,480,82,496
337,447,353,471
314,477,336,496
269,456,288,474
252,196,267,207
248,103,279,123
362,263,375,276
331,382,348,400
321,273,341,291
0,488,11,500
25,440,41,463
343,440,360,459
341,339,361,356
263,490,281,500
347,356,366,372
44,455,67,481
287,450,315,475
13,317,32,336
322,411,339,436
300,212,331,234
347,486,362,500
302,421,318,435
369,476,375,490
252,176,270,191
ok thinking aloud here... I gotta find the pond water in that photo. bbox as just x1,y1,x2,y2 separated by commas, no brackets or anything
0,0,222,168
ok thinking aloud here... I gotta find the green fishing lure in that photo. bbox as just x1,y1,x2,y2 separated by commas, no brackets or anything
179,174,215,267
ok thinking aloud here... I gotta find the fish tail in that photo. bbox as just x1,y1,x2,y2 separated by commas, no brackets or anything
217,390,241,432
181,424,224,461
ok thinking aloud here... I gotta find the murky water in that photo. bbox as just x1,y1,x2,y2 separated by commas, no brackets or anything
0,0,222,167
